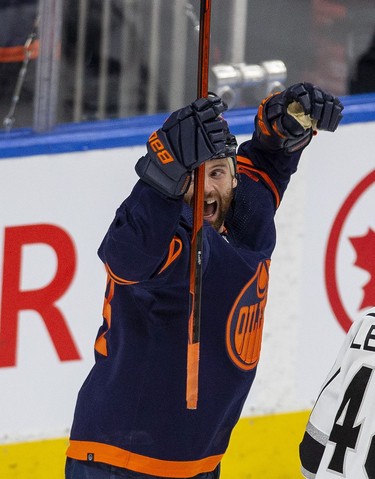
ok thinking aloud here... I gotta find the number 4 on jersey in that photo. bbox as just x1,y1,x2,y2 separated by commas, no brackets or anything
328,365,374,477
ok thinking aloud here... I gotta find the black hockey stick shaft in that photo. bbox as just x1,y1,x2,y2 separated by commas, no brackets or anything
186,0,212,410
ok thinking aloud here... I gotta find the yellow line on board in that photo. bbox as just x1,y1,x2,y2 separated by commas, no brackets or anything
0,437,68,479
0,410,310,479
221,410,310,478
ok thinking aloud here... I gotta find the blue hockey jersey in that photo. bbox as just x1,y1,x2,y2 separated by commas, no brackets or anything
66,136,301,477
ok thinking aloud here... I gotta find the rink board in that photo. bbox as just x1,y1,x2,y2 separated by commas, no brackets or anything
0,94,374,478
0,411,310,479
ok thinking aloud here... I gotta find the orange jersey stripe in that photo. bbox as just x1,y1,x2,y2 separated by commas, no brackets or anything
105,263,139,285
94,276,115,356
105,236,182,284
186,341,200,409
158,236,183,274
66,440,223,478
237,155,281,208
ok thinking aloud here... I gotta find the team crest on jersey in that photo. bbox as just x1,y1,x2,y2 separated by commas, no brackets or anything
226,261,270,370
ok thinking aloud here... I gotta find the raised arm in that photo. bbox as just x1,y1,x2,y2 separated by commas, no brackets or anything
99,94,230,282
226,83,344,251
239,82,344,199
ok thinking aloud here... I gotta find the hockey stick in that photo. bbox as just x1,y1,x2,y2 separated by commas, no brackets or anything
186,0,212,410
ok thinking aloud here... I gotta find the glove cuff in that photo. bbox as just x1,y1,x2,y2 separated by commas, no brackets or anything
135,154,191,199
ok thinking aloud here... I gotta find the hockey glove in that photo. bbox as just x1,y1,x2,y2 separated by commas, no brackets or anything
255,82,344,154
135,94,230,198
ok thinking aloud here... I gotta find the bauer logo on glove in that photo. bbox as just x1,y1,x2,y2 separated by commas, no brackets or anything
148,131,174,165
135,93,232,198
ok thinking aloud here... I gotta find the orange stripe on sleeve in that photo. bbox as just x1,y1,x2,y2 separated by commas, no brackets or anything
66,440,223,478
94,276,115,356
236,155,281,208
105,236,182,284
237,156,254,167
105,263,139,285
158,236,183,275
94,333,108,356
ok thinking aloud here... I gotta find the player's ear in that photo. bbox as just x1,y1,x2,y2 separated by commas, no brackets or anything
232,176,238,189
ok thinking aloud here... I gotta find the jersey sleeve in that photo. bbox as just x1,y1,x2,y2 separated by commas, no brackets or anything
300,309,375,478
237,134,303,203
98,179,184,283
225,134,302,254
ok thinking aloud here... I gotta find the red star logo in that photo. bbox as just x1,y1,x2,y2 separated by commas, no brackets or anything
350,228,375,310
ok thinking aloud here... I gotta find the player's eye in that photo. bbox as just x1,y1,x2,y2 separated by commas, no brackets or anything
210,168,225,178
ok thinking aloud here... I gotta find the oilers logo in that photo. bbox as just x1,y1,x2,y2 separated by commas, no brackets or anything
226,261,269,370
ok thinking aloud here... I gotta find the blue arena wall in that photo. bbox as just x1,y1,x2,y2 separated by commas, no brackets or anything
0,93,374,159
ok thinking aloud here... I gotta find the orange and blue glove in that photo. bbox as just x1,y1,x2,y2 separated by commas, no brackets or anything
135,93,232,198
255,82,344,154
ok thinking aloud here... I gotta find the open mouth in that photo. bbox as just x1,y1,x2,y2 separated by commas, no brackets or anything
204,199,217,219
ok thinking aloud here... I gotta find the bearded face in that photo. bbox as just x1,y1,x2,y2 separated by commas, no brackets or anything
184,158,237,233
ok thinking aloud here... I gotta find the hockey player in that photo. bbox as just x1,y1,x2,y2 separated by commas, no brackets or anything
66,83,343,479
300,308,375,479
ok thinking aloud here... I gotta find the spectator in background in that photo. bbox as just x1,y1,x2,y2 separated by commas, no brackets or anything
349,31,375,94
